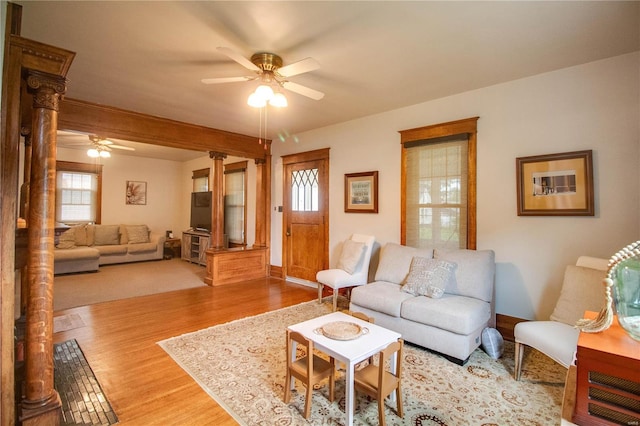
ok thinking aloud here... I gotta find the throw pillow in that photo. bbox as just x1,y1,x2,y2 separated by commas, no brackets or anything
550,265,606,326
481,327,504,359
402,257,457,298
56,227,76,249
126,225,150,244
73,224,88,246
374,243,434,285
93,225,120,246
337,240,365,274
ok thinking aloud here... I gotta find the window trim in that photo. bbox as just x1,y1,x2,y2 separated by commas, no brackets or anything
192,167,210,192
224,161,247,247
399,117,478,249
56,160,103,224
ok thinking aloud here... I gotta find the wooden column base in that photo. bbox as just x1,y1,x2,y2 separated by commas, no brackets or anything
205,247,268,286
20,392,62,426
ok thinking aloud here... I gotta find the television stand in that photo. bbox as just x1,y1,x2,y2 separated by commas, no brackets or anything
181,230,210,265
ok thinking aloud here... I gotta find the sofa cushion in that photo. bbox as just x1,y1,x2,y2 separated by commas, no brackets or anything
86,224,95,246
401,294,491,335
93,225,121,246
53,246,100,261
128,241,158,254
374,243,434,285
550,265,606,326
434,249,495,302
56,227,77,249
126,225,150,244
95,244,128,255
402,257,457,298
337,239,365,274
350,281,415,317
73,224,89,246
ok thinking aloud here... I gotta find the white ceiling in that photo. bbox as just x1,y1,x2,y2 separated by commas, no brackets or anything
16,1,640,159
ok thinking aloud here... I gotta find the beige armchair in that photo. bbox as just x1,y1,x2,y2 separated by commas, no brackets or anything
316,234,375,311
514,256,608,380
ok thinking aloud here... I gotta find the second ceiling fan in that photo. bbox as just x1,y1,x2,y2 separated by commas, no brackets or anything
201,47,324,103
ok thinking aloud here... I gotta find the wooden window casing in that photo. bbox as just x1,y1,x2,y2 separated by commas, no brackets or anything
55,160,103,224
400,117,478,250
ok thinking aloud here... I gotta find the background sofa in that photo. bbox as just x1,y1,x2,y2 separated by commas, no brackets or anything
54,224,166,274
350,242,496,364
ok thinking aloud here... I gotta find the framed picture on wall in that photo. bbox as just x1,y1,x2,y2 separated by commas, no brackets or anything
126,180,147,205
345,171,378,213
516,150,594,216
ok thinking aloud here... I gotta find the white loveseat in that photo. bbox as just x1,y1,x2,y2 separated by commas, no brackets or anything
350,243,496,364
54,224,166,275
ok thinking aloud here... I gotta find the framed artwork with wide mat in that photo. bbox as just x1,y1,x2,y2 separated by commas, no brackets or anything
345,171,378,213
516,150,594,216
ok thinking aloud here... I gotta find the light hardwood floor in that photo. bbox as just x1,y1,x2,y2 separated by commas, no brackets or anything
53,277,317,425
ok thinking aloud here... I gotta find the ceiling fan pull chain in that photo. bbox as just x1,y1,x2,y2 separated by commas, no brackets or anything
258,106,263,146
264,107,268,150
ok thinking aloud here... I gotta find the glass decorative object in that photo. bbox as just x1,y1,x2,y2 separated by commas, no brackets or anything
575,240,640,341
612,244,640,341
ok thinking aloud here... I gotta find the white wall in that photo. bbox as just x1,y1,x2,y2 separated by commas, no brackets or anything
271,52,640,321
57,147,184,236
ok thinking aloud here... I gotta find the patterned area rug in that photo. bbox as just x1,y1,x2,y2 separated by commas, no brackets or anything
158,300,565,425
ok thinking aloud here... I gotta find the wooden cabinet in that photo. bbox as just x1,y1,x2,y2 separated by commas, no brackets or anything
204,247,268,286
181,230,210,265
571,313,639,426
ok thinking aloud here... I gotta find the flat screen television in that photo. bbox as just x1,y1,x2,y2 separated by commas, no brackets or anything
190,191,212,232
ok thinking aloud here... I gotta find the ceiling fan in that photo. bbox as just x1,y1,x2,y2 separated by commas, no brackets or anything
86,135,135,158
201,47,324,102
57,133,135,158
86,135,134,151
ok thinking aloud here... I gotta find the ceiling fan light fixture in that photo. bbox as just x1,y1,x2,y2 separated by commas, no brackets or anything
100,150,111,158
247,92,267,108
87,148,100,158
269,92,288,108
254,84,274,100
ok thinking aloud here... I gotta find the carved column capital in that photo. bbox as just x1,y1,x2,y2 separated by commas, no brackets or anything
254,158,266,166
25,70,67,111
209,151,227,160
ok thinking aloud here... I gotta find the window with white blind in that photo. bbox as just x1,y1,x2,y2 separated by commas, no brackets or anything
56,161,103,224
192,168,210,192
224,161,247,246
400,117,478,250
405,138,468,249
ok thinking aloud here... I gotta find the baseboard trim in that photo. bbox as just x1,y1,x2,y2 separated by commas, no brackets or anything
496,313,527,342
270,265,283,279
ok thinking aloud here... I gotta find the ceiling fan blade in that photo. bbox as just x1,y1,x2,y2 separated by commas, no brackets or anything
109,145,135,151
277,57,320,78
201,76,255,84
217,47,261,72
282,81,325,101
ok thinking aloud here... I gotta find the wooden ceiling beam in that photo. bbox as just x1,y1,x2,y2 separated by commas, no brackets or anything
58,98,270,159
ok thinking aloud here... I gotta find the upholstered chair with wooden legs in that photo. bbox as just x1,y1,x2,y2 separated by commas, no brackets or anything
354,338,404,426
284,330,335,418
513,256,608,380
316,234,375,311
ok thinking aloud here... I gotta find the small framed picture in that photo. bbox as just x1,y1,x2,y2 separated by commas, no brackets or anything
126,180,147,205
516,150,594,216
345,171,378,213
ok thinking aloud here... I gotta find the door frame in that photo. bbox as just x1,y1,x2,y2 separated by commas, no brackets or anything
281,148,330,280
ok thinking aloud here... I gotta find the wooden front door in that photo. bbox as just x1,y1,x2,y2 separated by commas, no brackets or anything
282,149,329,282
